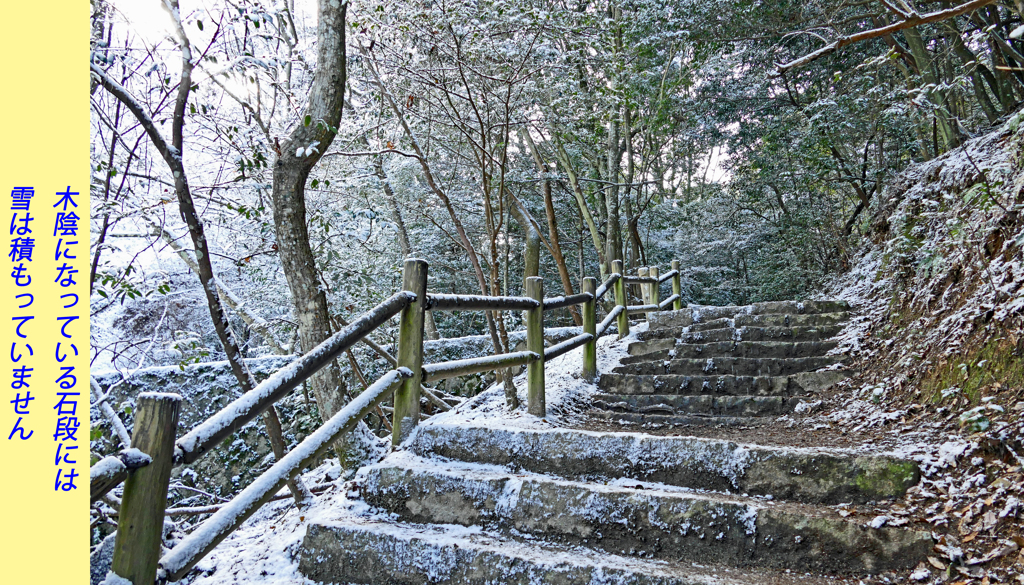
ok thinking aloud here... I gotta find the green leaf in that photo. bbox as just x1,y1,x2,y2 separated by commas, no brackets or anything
311,179,320,188
197,20,204,31
304,115,312,127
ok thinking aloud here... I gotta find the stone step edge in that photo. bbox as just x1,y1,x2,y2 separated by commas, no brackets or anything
589,409,771,426
359,457,933,574
613,355,846,372
299,517,857,585
597,370,852,396
411,423,920,504
623,343,842,363
637,324,846,342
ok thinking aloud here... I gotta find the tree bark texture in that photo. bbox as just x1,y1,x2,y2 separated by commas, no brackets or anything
272,0,348,420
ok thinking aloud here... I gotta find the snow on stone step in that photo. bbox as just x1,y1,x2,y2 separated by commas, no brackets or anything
636,325,844,344
591,393,802,417
411,424,919,504
597,372,850,397
588,410,769,427
358,454,932,574
613,356,845,377
298,515,863,585
623,341,840,362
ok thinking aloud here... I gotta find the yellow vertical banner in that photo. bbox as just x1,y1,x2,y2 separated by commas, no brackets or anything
0,1,89,582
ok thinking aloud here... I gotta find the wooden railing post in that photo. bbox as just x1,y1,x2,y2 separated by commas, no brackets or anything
393,258,427,445
637,267,650,312
612,259,629,338
581,277,597,381
525,276,545,417
111,392,181,585
671,260,682,310
649,266,660,319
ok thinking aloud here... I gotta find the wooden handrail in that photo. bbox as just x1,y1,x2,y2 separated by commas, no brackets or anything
427,293,540,311
542,292,593,311
110,257,687,584
422,351,540,383
627,303,660,314
90,449,152,504
544,332,594,361
660,294,681,310
174,290,416,465
622,275,659,284
594,273,620,301
596,305,624,338
159,368,413,581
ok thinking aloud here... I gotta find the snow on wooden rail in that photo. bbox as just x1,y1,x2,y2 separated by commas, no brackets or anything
421,351,540,383
159,368,413,581
659,294,681,310
594,273,620,301
627,303,660,315
622,275,659,284
173,291,416,465
90,448,152,503
542,292,593,311
658,269,679,283
544,332,594,361
426,293,540,311
597,305,624,338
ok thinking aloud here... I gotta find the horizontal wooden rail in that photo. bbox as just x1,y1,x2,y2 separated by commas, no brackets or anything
426,293,539,311
110,483,336,518
622,275,658,284
596,305,624,338
544,332,594,361
173,291,416,465
160,368,413,581
543,292,593,311
658,269,679,283
627,303,660,315
659,294,681,310
594,273,620,301
422,351,540,383
90,448,152,504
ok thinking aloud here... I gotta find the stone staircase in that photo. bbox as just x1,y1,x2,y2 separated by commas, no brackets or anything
296,301,934,584
594,301,853,427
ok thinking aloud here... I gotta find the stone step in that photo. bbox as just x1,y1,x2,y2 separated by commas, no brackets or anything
412,424,920,504
360,458,931,575
651,311,850,331
593,393,801,417
588,409,768,427
298,517,856,585
649,301,851,329
637,324,843,344
624,340,840,362
598,371,849,396
612,356,845,377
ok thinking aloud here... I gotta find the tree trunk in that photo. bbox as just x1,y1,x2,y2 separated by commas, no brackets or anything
271,0,348,420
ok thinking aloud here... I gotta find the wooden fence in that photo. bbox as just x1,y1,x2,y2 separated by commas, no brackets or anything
91,258,683,584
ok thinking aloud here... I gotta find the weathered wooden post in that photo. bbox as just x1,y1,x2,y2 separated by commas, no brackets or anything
612,259,629,338
393,258,427,445
110,392,181,585
671,260,682,310
637,267,650,311
525,276,545,417
581,277,597,381
649,266,660,320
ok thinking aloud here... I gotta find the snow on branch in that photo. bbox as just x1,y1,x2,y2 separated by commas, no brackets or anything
777,0,997,72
